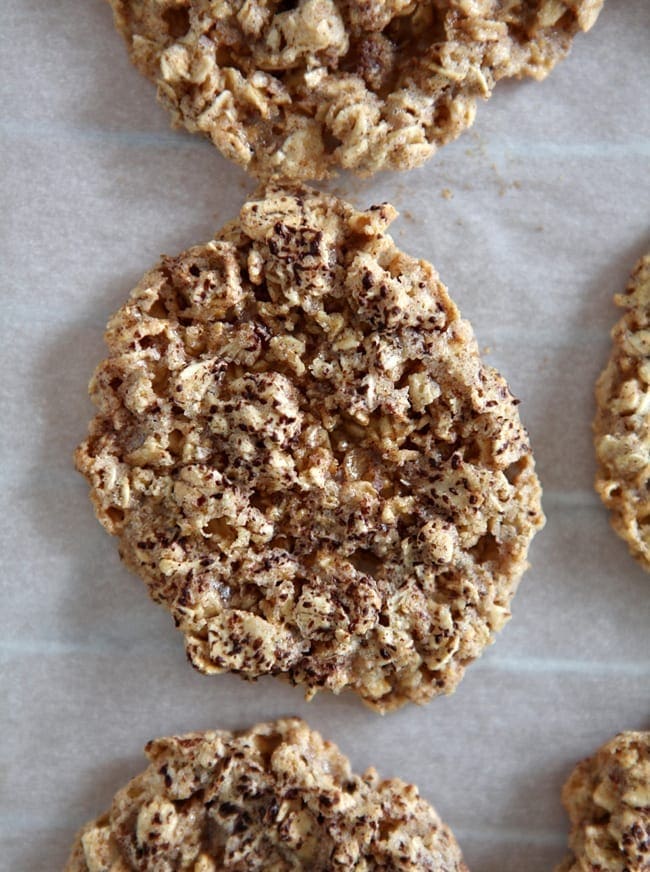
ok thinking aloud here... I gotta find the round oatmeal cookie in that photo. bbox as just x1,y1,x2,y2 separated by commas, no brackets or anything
106,0,603,179
75,184,544,712
594,255,650,572
65,718,469,871
556,731,650,872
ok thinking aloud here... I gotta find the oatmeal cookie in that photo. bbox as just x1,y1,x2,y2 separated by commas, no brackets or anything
75,184,544,712
65,718,469,871
556,731,650,872
106,0,603,179
594,255,650,572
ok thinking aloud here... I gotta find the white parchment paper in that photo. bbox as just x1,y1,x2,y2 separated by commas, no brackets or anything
1,2,649,869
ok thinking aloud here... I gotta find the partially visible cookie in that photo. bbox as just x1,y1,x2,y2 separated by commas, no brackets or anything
75,183,544,712
65,718,469,871
594,255,650,571
556,731,650,872
106,0,603,179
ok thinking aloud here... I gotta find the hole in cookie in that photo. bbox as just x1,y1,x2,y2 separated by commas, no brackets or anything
396,359,426,389
204,818,227,860
383,7,446,52
419,663,447,688
105,506,125,526
175,289,192,313
380,481,398,497
215,45,235,67
323,296,345,316
168,429,184,455
636,509,650,527
151,367,170,398
238,582,263,610
400,436,421,453
349,549,382,576
275,0,299,12
434,570,459,596
470,532,501,565
378,818,401,840
203,517,237,546
109,376,123,391
248,493,269,513
253,731,283,767
463,441,482,464
434,441,459,463
556,10,575,31
340,35,399,96
395,511,415,534
253,282,271,303
382,16,412,50
504,457,527,484
148,298,168,320
432,102,451,133
162,6,190,39
269,535,295,553
322,130,343,155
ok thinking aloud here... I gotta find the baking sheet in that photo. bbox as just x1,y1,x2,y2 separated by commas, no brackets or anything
1,1,649,869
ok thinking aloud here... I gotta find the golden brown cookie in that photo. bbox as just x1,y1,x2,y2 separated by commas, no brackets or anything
106,0,603,179
65,718,469,871
557,731,650,872
594,255,650,572
75,184,544,712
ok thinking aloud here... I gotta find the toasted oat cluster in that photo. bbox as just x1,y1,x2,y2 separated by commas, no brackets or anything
594,255,650,572
75,184,543,712
556,731,650,872
65,718,469,871
106,0,603,179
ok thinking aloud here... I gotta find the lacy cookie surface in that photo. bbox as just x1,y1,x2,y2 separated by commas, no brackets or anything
75,184,544,711
66,718,469,871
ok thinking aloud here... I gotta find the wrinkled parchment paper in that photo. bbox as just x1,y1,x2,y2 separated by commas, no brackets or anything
1,2,649,869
